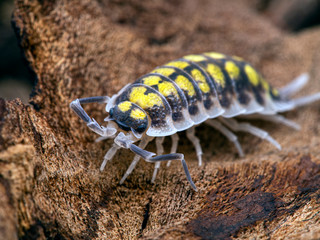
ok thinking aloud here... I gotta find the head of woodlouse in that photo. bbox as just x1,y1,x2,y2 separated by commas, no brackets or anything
108,101,149,138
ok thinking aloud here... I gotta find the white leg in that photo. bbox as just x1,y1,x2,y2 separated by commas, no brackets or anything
151,137,165,183
115,132,197,191
167,134,179,167
119,136,152,184
100,143,121,171
95,135,115,142
206,119,244,157
220,118,281,150
186,127,203,166
240,114,300,130
263,115,300,130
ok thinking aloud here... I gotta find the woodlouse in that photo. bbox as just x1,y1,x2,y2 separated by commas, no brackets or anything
70,52,320,191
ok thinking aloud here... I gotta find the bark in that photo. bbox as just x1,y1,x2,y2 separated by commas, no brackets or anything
1,0,320,239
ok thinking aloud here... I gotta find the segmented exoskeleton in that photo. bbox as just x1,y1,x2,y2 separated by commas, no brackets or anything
70,52,320,191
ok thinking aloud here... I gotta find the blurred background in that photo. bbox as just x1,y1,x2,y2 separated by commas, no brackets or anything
0,0,34,104
0,0,319,104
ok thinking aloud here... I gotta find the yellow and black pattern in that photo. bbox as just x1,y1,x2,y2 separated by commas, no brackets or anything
183,54,236,108
151,66,204,116
111,52,283,136
109,101,148,133
205,52,281,103
241,62,281,103
71,49,320,192
115,84,172,130
135,73,188,123
183,53,281,107
164,59,218,111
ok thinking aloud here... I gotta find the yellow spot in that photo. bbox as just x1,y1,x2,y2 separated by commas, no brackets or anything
130,108,146,120
142,75,178,97
142,75,161,85
272,88,279,96
206,63,225,87
129,86,163,109
245,65,260,86
191,69,210,93
152,67,176,76
232,55,244,61
175,75,196,96
204,52,226,59
183,54,207,62
158,82,178,97
225,61,240,80
152,66,196,96
165,61,190,69
117,101,132,112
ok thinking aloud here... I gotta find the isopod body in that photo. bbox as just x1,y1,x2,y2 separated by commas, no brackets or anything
70,52,320,191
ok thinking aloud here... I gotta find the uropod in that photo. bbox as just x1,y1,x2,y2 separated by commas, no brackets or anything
70,52,320,191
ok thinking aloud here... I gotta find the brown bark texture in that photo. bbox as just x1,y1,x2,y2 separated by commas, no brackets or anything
1,0,320,239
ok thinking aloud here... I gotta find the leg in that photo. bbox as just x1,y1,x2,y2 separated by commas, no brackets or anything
95,135,115,142
130,144,197,191
206,119,244,157
240,114,300,130
261,115,300,130
119,136,152,184
70,97,116,137
114,133,197,191
186,127,203,166
219,118,281,150
151,137,165,183
100,143,120,171
167,134,179,167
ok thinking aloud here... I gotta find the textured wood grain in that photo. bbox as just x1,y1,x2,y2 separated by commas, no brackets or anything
1,0,320,239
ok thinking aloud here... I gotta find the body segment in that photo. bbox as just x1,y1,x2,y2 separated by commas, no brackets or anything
151,66,208,123
136,73,193,131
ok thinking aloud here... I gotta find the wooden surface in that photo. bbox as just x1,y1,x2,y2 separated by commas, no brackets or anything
1,0,320,239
